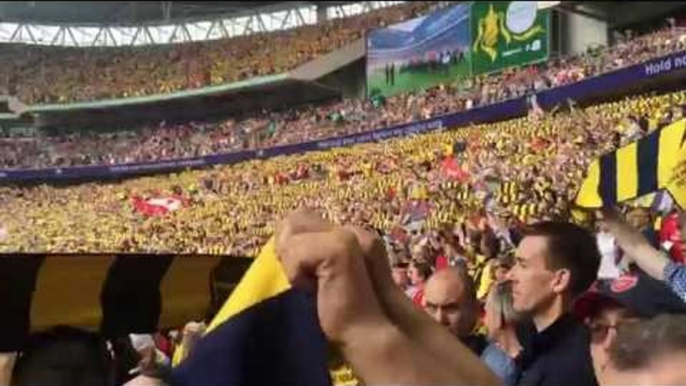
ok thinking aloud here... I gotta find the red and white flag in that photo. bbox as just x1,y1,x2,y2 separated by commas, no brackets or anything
132,195,188,217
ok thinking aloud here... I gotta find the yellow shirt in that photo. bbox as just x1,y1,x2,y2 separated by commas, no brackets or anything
477,261,494,301
330,364,359,386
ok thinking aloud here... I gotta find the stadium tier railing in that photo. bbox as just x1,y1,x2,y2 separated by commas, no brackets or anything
21,74,290,113
2,50,686,184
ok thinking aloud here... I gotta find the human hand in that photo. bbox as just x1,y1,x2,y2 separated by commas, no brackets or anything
181,321,206,348
596,206,623,226
275,210,389,344
0,352,16,386
344,225,395,295
275,211,486,385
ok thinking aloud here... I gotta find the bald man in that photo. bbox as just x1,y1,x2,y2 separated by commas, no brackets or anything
422,267,488,355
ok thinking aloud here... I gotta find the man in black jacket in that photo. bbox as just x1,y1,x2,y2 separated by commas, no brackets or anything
506,222,600,386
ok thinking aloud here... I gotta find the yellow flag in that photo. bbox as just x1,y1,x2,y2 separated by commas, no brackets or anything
576,119,686,209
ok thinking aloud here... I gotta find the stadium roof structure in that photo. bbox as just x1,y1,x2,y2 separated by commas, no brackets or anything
0,1,403,46
0,2,350,24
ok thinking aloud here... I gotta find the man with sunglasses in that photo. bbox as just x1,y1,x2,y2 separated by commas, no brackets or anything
573,270,686,385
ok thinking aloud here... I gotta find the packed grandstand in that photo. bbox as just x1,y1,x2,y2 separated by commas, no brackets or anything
0,1,685,386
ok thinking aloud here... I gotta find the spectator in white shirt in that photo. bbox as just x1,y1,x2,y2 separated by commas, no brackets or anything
596,222,625,279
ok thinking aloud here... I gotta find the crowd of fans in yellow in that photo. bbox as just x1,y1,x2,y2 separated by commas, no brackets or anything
1,90,683,258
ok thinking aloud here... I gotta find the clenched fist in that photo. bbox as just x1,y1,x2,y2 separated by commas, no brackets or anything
274,210,499,385
275,210,390,345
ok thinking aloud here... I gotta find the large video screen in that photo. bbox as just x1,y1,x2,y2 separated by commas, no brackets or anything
366,3,473,98
366,2,551,97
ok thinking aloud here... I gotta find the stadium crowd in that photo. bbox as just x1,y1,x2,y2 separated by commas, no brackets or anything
1,94,685,386
2,113,686,386
0,2,434,104
1,5,686,386
1,137,685,386
1,90,683,258
1,24,686,170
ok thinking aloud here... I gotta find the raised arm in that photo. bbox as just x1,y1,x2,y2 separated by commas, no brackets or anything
275,211,501,385
599,207,669,280
347,226,501,386
600,208,686,301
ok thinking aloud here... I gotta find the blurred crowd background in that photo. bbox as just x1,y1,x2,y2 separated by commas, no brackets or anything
0,2,686,385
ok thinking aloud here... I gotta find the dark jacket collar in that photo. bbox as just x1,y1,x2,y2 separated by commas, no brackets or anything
462,334,488,356
516,313,579,364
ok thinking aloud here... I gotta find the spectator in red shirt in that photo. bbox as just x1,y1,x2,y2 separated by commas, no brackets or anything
407,260,432,305
434,254,449,271
660,211,684,263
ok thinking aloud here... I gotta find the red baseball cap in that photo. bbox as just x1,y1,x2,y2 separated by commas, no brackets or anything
574,270,686,320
